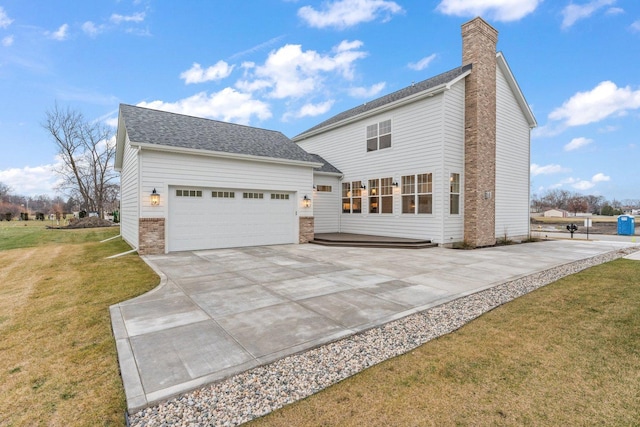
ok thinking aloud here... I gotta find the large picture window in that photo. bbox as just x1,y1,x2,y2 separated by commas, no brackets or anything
450,173,460,215
368,177,393,214
366,119,392,152
402,173,432,214
342,181,362,213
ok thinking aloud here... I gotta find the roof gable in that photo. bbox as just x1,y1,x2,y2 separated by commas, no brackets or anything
293,64,472,140
496,52,537,128
118,104,319,164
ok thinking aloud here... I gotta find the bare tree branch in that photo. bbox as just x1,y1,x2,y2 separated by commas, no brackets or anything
43,103,117,217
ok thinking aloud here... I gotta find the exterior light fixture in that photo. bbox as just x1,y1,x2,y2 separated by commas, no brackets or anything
302,195,311,208
150,188,160,206
360,184,366,189
392,181,399,187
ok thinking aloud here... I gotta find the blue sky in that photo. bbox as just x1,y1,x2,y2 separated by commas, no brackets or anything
0,0,639,202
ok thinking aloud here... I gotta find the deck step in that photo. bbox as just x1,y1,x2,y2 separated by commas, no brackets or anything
310,238,438,249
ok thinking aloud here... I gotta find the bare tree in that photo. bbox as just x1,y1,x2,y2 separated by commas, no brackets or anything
0,182,12,202
567,196,588,215
43,104,117,218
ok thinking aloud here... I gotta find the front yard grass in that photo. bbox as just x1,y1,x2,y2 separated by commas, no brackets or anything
0,221,158,426
252,257,640,426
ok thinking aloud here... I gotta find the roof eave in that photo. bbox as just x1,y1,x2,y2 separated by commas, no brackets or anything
496,52,537,129
129,141,323,169
292,83,455,142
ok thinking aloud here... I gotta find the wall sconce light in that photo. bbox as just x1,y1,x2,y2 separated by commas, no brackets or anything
360,184,366,189
484,191,492,200
150,188,160,206
302,194,311,208
392,181,399,187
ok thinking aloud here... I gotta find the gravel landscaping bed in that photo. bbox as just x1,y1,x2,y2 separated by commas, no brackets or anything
128,247,638,427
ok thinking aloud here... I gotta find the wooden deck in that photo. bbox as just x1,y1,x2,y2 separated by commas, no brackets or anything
310,233,438,249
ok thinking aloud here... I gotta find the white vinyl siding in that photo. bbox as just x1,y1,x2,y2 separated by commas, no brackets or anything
137,149,313,252
297,80,466,244
312,175,341,233
119,135,139,249
496,64,531,239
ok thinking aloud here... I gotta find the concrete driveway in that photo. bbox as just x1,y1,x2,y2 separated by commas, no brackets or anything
110,239,639,412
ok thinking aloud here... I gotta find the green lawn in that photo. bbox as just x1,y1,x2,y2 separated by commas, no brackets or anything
2,220,639,426
251,257,640,426
0,220,158,426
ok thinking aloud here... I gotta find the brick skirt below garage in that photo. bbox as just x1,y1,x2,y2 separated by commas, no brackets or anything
139,218,165,255
299,217,314,243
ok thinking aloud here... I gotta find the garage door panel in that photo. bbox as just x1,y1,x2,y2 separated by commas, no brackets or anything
169,188,295,251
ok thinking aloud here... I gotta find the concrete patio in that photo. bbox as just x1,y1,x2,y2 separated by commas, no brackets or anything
110,239,639,412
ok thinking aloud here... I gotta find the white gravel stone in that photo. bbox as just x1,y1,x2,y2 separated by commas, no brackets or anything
128,247,638,427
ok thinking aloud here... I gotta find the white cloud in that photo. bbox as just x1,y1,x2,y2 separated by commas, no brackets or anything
591,172,610,183
408,53,437,71
110,12,146,24
548,81,640,127
559,173,610,191
82,21,103,37
0,164,62,197
284,100,335,121
631,20,640,32
564,137,593,151
49,23,69,41
606,7,624,15
0,6,13,28
531,164,571,176
298,0,403,29
436,0,541,22
2,35,13,46
348,82,386,98
240,40,367,100
561,0,616,29
180,61,235,84
136,88,272,125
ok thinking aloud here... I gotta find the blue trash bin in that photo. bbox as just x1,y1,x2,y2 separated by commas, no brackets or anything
617,215,635,236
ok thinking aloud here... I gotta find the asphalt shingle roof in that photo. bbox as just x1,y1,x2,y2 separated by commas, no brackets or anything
119,104,319,164
294,64,472,139
308,153,342,174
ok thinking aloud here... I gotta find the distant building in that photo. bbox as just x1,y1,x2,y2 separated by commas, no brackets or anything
544,209,569,218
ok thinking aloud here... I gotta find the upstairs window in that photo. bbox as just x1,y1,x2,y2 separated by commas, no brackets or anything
368,177,393,214
315,185,332,192
366,119,392,152
342,181,362,213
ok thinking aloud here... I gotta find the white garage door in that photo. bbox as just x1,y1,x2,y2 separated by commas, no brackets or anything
168,187,296,252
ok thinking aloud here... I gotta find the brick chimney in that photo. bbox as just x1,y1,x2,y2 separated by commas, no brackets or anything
462,17,498,247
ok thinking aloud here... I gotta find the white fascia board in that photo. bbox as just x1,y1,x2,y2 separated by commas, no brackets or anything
445,69,471,89
496,52,538,129
313,171,344,178
130,141,323,169
292,85,450,142
114,112,126,171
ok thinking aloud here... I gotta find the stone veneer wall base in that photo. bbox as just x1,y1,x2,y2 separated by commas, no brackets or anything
299,217,314,244
138,218,165,255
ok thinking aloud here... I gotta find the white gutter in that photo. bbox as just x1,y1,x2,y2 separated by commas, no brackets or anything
129,141,323,169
